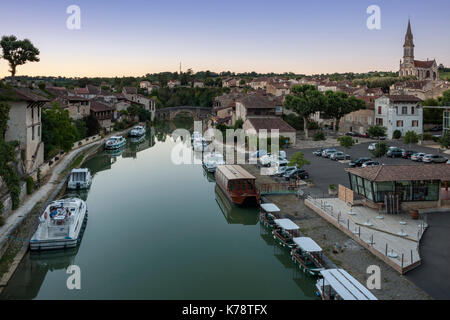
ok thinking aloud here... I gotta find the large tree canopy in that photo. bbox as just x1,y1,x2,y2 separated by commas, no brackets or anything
284,84,325,138
0,35,40,82
323,91,365,132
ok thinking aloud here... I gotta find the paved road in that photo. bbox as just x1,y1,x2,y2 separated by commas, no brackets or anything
285,140,449,196
405,211,450,299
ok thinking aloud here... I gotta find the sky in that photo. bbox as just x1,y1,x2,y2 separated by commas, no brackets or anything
0,0,449,78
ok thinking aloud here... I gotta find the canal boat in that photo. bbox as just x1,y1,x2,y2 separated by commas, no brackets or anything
129,125,146,137
105,135,126,150
193,139,208,152
215,165,260,206
259,203,280,229
316,269,377,300
272,218,300,249
67,168,92,190
30,198,88,251
203,152,225,173
291,237,325,277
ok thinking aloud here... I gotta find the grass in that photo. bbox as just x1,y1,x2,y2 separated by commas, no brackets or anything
440,71,450,81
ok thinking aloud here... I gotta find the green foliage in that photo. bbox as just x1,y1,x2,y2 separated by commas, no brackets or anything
439,131,450,149
329,184,337,190
85,114,101,136
312,131,326,141
233,118,243,130
367,125,387,138
288,151,310,168
152,87,229,108
403,131,419,145
371,142,389,158
393,130,402,139
73,118,88,139
0,35,40,81
127,104,152,122
337,135,354,149
41,103,78,159
420,132,433,141
307,120,319,130
282,114,303,130
24,176,34,195
323,91,365,130
36,168,41,187
352,76,414,90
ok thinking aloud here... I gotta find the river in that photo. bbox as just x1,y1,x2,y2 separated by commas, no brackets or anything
0,124,316,300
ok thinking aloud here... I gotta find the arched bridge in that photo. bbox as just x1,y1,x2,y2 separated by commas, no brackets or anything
155,106,212,121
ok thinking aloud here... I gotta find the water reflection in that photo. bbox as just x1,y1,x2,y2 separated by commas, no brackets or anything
215,185,258,225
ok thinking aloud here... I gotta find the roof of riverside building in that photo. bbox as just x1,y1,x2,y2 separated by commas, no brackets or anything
246,117,296,133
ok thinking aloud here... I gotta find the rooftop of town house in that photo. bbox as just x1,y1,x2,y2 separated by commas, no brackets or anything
377,94,423,103
0,87,49,102
246,117,296,133
346,164,450,182
86,84,101,95
123,86,137,94
217,165,256,180
90,100,113,112
236,94,280,109
56,95,89,102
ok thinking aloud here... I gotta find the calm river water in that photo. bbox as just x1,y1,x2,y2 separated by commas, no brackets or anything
1,125,316,300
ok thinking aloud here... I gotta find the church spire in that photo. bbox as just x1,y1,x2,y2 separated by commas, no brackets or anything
404,19,414,48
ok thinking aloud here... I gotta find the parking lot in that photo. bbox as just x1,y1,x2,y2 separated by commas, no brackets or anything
285,140,449,197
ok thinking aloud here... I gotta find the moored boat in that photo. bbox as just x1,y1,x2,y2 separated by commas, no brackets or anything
105,135,126,150
215,165,260,206
30,198,88,251
259,203,280,229
67,168,92,190
129,125,146,137
203,152,225,173
291,237,325,277
272,218,300,249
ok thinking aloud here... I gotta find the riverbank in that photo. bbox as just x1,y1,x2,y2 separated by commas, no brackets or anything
0,127,132,292
242,164,432,300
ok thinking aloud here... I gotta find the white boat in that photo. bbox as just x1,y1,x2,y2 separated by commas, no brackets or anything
203,152,225,173
67,168,92,190
30,198,88,251
191,131,202,142
193,139,208,152
105,135,126,149
129,125,146,137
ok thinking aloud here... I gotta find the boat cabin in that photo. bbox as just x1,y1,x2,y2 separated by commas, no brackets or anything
260,203,281,229
316,268,377,300
272,218,300,249
215,165,260,206
292,237,325,277
68,168,91,189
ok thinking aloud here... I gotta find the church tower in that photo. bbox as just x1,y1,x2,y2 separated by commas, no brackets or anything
403,19,414,64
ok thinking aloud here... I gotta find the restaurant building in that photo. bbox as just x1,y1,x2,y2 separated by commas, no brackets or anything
346,164,450,211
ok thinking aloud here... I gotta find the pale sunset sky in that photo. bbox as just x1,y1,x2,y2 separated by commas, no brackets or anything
0,0,449,78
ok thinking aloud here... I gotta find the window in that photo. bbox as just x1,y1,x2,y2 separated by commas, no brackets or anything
376,118,383,126
402,107,407,115
378,106,382,115
32,126,35,140
411,107,415,115
412,120,419,127
396,120,404,127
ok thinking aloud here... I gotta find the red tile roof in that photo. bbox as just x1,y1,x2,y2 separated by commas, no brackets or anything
246,117,296,132
90,100,113,112
386,95,423,103
414,60,435,68
346,164,450,182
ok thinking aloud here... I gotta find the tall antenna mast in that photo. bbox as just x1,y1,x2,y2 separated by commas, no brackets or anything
179,62,182,75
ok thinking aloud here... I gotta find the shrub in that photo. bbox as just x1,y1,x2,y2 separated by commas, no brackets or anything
24,176,34,195
307,121,319,130
329,184,336,190
403,131,419,145
420,132,433,141
393,130,402,139
337,135,354,149
312,131,326,141
371,142,389,158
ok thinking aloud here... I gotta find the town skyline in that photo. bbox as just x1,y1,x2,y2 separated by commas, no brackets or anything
0,0,449,78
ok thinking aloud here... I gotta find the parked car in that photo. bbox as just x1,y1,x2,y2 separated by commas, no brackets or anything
250,149,267,161
313,148,325,156
259,154,289,168
275,165,296,177
411,152,426,162
368,143,377,151
386,148,404,158
361,161,380,167
422,154,448,163
345,132,358,137
330,151,351,161
430,125,443,132
358,132,369,138
402,150,417,159
349,157,372,168
284,168,309,180
322,148,337,158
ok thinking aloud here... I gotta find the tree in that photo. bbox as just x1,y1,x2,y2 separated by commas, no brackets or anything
0,35,40,83
439,131,450,149
85,114,101,136
371,142,389,158
403,131,419,145
323,91,365,132
41,103,78,159
393,130,402,139
367,125,387,139
338,135,354,149
284,85,325,138
288,151,311,168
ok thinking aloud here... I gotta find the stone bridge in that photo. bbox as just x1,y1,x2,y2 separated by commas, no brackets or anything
155,106,212,121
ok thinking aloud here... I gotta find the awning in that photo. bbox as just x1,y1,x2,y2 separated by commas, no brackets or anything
274,219,299,231
319,269,377,300
293,237,322,253
260,203,280,213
